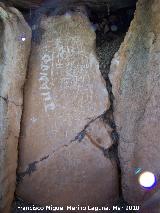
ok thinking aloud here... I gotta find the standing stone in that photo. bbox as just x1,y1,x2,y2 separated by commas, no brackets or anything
0,3,31,213
17,12,119,207
110,0,160,210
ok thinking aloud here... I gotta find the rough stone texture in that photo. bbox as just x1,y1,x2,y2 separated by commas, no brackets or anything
0,4,31,213
96,33,125,80
110,0,160,210
16,13,119,207
7,0,136,11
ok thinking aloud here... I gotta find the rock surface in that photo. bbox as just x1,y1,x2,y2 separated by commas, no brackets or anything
16,13,119,207
8,0,136,11
0,3,31,213
110,0,160,209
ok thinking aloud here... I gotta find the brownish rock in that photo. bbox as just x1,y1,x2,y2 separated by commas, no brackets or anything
110,0,160,210
0,3,31,213
17,118,119,209
17,13,119,208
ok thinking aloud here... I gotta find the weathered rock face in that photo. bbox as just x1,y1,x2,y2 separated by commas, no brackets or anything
16,13,119,207
0,4,31,213
110,0,160,209
8,0,136,11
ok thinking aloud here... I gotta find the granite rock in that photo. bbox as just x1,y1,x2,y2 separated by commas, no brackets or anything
0,3,31,213
16,13,119,208
110,0,160,209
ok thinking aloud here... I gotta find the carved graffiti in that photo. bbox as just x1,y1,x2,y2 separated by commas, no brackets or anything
39,53,55,112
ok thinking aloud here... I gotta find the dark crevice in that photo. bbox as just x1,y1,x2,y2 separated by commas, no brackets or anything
17,110,118,184
15,47,32,187
17,154,49,183
0,95,8,103
16,113,105,183
103,90,122,201
96,34,124,204
0,95,21,107
70,113,119,160
94,5,136,207
17,161,39,183
70,113,104,142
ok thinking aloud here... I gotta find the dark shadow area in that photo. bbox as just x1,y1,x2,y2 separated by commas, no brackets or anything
94,3,136,212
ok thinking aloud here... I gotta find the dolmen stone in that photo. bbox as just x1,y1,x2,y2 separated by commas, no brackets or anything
17,12,119,208
0,3,31,213
110,0,160,210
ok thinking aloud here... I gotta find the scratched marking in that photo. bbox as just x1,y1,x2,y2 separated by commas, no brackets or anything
39,52,56,112
37,17,106,138
30,117,37,123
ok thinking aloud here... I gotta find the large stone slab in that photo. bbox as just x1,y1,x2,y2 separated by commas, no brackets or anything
110,0,160,210
16,13,119,207
0,4,31,213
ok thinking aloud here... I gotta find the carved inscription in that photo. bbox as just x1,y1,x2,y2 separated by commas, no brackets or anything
39,53,55,112
50,36,93,113
37,16,107,125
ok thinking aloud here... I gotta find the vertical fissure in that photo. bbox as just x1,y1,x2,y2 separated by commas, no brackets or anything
98,52,124,202
93,5,136,206
15,46,32,188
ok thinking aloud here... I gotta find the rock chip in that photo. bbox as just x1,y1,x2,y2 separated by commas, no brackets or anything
110,0,160,209
17,13,119,207
0,3,31,213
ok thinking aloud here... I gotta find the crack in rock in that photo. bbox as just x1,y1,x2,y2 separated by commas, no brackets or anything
70,113,104,142
0,95,22,107
17,159,46,183
17,113,113,183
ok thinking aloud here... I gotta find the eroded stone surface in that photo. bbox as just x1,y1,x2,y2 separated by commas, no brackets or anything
0,4,31,213
17,13,119,207
110,0,160,209
8,0,136,11
17,117,119,207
